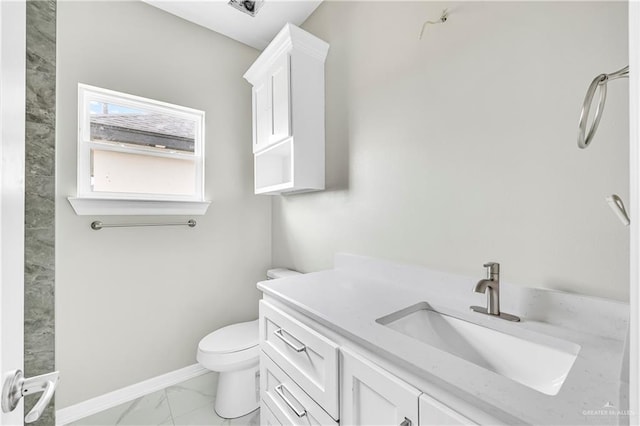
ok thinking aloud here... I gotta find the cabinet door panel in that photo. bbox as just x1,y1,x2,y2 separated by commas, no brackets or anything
419,394,477,426
269,54,291,144
341,347,420,426
253,79,270,153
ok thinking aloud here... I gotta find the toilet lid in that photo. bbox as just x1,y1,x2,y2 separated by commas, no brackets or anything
199,319,259,354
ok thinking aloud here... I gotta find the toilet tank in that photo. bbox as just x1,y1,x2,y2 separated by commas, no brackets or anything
267,268,301,279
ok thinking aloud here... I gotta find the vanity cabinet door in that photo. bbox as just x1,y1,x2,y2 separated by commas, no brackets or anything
341,347,420,426
419,394,477,426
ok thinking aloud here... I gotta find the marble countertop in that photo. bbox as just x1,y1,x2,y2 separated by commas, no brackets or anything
257,254,629,426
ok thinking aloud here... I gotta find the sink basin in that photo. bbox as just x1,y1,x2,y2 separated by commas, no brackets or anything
376,302,580,396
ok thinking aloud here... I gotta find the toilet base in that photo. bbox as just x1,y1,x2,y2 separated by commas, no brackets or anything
214,365,260,419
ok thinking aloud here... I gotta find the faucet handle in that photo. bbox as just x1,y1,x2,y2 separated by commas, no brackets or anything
483,262,500,277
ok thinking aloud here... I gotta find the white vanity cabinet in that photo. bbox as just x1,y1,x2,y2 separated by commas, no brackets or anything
259,299,479,426
419,394,476,426
341,347,477,426
341,347,420,426
243,23,329,195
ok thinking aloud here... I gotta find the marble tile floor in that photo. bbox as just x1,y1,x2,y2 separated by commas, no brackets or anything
69,372,260,426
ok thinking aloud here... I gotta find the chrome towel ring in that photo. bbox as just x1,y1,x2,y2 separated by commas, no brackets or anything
577,65,629,149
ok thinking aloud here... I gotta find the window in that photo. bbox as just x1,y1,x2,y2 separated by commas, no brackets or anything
76,84,205,204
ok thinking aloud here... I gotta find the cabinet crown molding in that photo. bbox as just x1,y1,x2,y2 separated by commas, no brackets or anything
243,23,329,84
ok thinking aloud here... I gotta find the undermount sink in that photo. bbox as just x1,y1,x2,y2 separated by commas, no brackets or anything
376,302,580,396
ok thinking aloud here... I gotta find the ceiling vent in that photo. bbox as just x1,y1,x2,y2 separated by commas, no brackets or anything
228,0,264,17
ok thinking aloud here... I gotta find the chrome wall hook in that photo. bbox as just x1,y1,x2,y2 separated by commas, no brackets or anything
606,194,630,226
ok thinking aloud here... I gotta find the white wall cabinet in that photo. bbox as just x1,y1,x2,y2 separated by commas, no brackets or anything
244,23,329,195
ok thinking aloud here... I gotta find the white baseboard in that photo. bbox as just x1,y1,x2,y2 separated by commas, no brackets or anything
56,363,208,425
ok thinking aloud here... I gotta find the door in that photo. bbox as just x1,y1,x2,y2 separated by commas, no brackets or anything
341,347,420,426
0,0,26,424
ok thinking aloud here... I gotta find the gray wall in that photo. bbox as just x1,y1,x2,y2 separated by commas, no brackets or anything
56,2,269,408
25,0,56,424
55,0,629,411
273,1,630,301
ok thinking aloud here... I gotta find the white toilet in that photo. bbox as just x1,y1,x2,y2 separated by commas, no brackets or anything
196,268,300,419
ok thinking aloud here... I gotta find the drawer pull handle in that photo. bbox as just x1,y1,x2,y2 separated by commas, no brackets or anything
400,418,412,426
273,328,306,352
274,384,307,418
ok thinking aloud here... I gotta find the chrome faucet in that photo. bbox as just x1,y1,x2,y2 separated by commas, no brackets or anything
470,262,520,322
474,262,501,314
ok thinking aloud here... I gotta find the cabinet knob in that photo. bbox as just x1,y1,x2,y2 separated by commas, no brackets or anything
400,417,412,426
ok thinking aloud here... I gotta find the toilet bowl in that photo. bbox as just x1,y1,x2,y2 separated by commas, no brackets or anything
197,268,301,419
197,320,260,418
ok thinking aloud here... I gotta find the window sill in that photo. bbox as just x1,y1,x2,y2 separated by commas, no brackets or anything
67,197,211,216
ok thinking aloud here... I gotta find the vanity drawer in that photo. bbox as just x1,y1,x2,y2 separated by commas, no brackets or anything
259,300,339,420
261,398,284,425
261,351,338,426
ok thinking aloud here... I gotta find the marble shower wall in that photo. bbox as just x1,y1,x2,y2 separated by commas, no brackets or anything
24,1,56,425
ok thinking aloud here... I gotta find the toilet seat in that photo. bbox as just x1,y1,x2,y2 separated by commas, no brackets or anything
197,319,259,372
198,320,258,354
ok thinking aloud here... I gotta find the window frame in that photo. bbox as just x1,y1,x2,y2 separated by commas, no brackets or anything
76,83,206,202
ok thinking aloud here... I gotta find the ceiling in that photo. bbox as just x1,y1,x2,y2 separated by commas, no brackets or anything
142,0,323,50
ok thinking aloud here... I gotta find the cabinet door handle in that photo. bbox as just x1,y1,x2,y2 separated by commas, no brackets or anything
274,384,307,418
400,418,412,426
273,328,306,352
